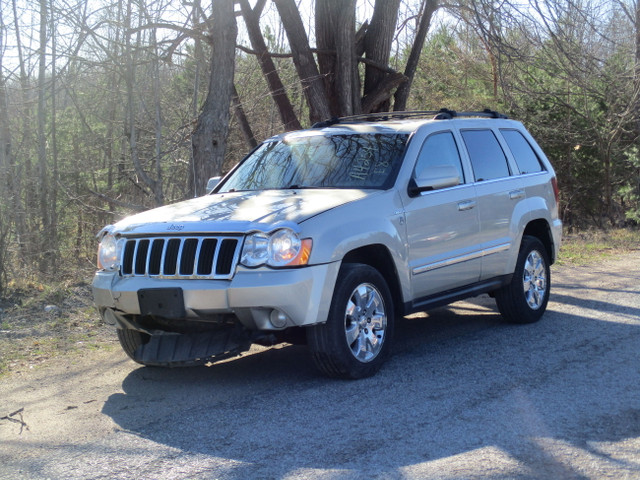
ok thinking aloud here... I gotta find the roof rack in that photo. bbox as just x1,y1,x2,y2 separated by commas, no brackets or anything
311,108,507,128
433,108,508,120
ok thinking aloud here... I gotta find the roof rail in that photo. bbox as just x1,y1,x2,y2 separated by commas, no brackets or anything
433,108,508,120
311,108,508,128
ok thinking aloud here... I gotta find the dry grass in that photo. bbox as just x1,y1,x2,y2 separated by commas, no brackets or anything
0,279,115,377
558,228,640,265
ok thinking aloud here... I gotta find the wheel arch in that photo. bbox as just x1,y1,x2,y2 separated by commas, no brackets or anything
341,244,404,319
523,219,555,264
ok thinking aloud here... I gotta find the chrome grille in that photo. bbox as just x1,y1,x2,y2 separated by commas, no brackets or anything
120,236,243,279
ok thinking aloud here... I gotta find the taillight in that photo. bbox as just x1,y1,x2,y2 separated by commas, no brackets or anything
551,177,559,205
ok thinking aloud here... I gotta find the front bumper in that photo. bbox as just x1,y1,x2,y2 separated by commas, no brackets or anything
93,262,341,331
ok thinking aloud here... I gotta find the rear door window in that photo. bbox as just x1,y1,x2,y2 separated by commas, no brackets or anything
461,129,510,182
500,129,544,174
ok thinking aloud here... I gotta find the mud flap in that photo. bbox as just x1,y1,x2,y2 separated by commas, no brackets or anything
132,325,252,367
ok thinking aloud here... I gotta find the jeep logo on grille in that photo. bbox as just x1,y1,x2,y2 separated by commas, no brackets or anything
167,224,184,231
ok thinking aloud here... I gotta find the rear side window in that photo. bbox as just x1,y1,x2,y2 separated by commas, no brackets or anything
461,130,510,182
500,129,544,174
414,131,465,184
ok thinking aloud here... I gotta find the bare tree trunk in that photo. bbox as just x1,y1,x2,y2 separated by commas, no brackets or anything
232,85,257,149
363,0,401,112
0,13,10,202
315,0,359,116
315,0,341,117
238,0,301,130
335,0,359,115
633,0,640,137
0,13,9,186
362,72,407,113
151,25,164,205
0,13,11,290
49,2,59,262
191,0,237,196
394,0,439,111
191,0,203,122
124,0,161,204
273,0,331,124
10,0,28,263
188,0,203,196
603,147,613,225
37,0,50,272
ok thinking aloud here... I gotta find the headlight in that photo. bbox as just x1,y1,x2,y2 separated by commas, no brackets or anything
240,232,269,267
97,234,120,271
241,228,312,268
269,229,303,266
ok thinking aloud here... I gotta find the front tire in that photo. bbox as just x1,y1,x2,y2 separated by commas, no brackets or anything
308,263,394,379
495,235,550,324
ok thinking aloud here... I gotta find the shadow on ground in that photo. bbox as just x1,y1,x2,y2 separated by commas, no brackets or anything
101,292,640,478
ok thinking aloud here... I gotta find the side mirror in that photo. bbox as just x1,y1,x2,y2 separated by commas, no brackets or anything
409,165,460,196
206,176,221,194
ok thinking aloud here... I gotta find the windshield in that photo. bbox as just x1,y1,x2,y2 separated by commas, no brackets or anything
219,133,408,192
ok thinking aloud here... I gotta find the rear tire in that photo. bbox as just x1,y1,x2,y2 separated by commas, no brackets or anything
117,328,150,364
495,235,550,324
308,263,394,379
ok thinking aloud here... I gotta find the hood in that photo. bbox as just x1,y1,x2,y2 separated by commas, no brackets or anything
112,189,371,235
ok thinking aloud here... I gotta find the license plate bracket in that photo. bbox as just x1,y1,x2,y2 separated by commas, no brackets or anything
137,288,185,319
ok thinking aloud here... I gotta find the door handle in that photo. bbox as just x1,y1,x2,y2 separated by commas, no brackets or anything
458,200,476,211
509,189,525,200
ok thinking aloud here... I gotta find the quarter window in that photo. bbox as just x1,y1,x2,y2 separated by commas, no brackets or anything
461,129,510,182
414,131,464,184
501,129,544,174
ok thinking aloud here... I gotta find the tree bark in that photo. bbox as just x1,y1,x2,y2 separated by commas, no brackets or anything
191,0,237,196
0,14,11,199
232,85,257,149
273,0,331,124
612,0,640,135
238,0,301,130
9,0,28,263
315,0,340,117
394,0,439,111
150,25,165,205
0,11,15,288
37,0,50,271
316,0,360,117
363,0,401,112
0,12,9,183
334,0,359,115
362,72,407,113
49,0,59,261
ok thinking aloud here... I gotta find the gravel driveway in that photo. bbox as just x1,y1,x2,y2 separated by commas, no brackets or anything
1,252,639,479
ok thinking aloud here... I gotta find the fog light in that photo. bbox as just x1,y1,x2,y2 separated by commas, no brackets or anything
102,308,118,326
270,309,289,328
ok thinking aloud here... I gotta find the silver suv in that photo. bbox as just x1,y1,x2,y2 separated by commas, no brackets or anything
93,110,562,378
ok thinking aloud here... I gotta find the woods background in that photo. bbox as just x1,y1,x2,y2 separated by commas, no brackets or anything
0,0,639,292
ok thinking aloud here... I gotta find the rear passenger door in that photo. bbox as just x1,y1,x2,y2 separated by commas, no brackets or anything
500,128,548,208
459,129,524,280
404,130,481,301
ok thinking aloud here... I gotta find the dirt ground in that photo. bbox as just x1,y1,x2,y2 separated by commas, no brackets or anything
0,251,639,479
0,280,116,376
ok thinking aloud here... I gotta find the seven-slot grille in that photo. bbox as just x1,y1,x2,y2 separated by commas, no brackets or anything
120,236,243,280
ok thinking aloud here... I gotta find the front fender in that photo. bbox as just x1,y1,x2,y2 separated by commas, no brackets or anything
301,190,411,304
